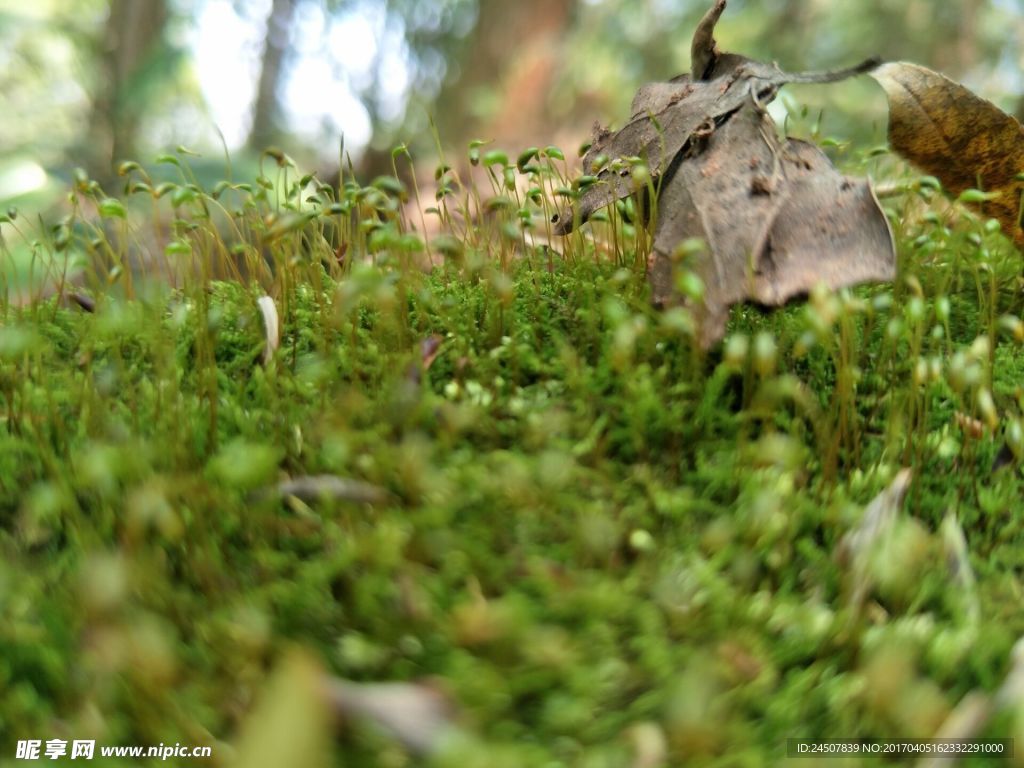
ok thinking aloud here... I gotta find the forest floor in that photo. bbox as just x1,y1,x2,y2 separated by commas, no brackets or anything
2,145,1024,767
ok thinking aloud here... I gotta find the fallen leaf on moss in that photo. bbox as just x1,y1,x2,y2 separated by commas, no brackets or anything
871,61,1024,248
554,0,891,347
647,103,895,346
552,55,878,238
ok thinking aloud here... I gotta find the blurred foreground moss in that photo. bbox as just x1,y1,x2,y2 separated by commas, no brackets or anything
3,158,1024,766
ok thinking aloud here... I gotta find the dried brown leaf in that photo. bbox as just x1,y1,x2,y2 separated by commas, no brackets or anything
555,56,781,233
749,140,895,304
646,105,783,339
554,0,887,346
648,104,894,347
553,0,876,237
871,61,1024,247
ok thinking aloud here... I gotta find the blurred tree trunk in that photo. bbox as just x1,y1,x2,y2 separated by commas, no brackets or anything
434,0,576,152
248,0,297,152
86,0,169,183
766,0,810,68
954,0,981,74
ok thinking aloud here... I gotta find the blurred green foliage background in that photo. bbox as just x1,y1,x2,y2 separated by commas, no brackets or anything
1,0,1022,207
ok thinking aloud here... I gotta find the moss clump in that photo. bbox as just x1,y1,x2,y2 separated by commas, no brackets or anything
3,150,1024,765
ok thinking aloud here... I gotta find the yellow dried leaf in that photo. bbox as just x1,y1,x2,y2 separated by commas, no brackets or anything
230,649,333,768
871,61,1024,247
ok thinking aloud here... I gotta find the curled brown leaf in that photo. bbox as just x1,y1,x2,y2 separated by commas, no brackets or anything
871,61,1024,248
648,104,894,347
555,0,889,347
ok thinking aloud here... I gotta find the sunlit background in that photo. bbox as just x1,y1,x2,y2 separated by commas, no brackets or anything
1,0,1022,209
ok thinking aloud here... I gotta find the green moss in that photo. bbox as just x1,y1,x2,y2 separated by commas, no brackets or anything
2,154,1024,766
